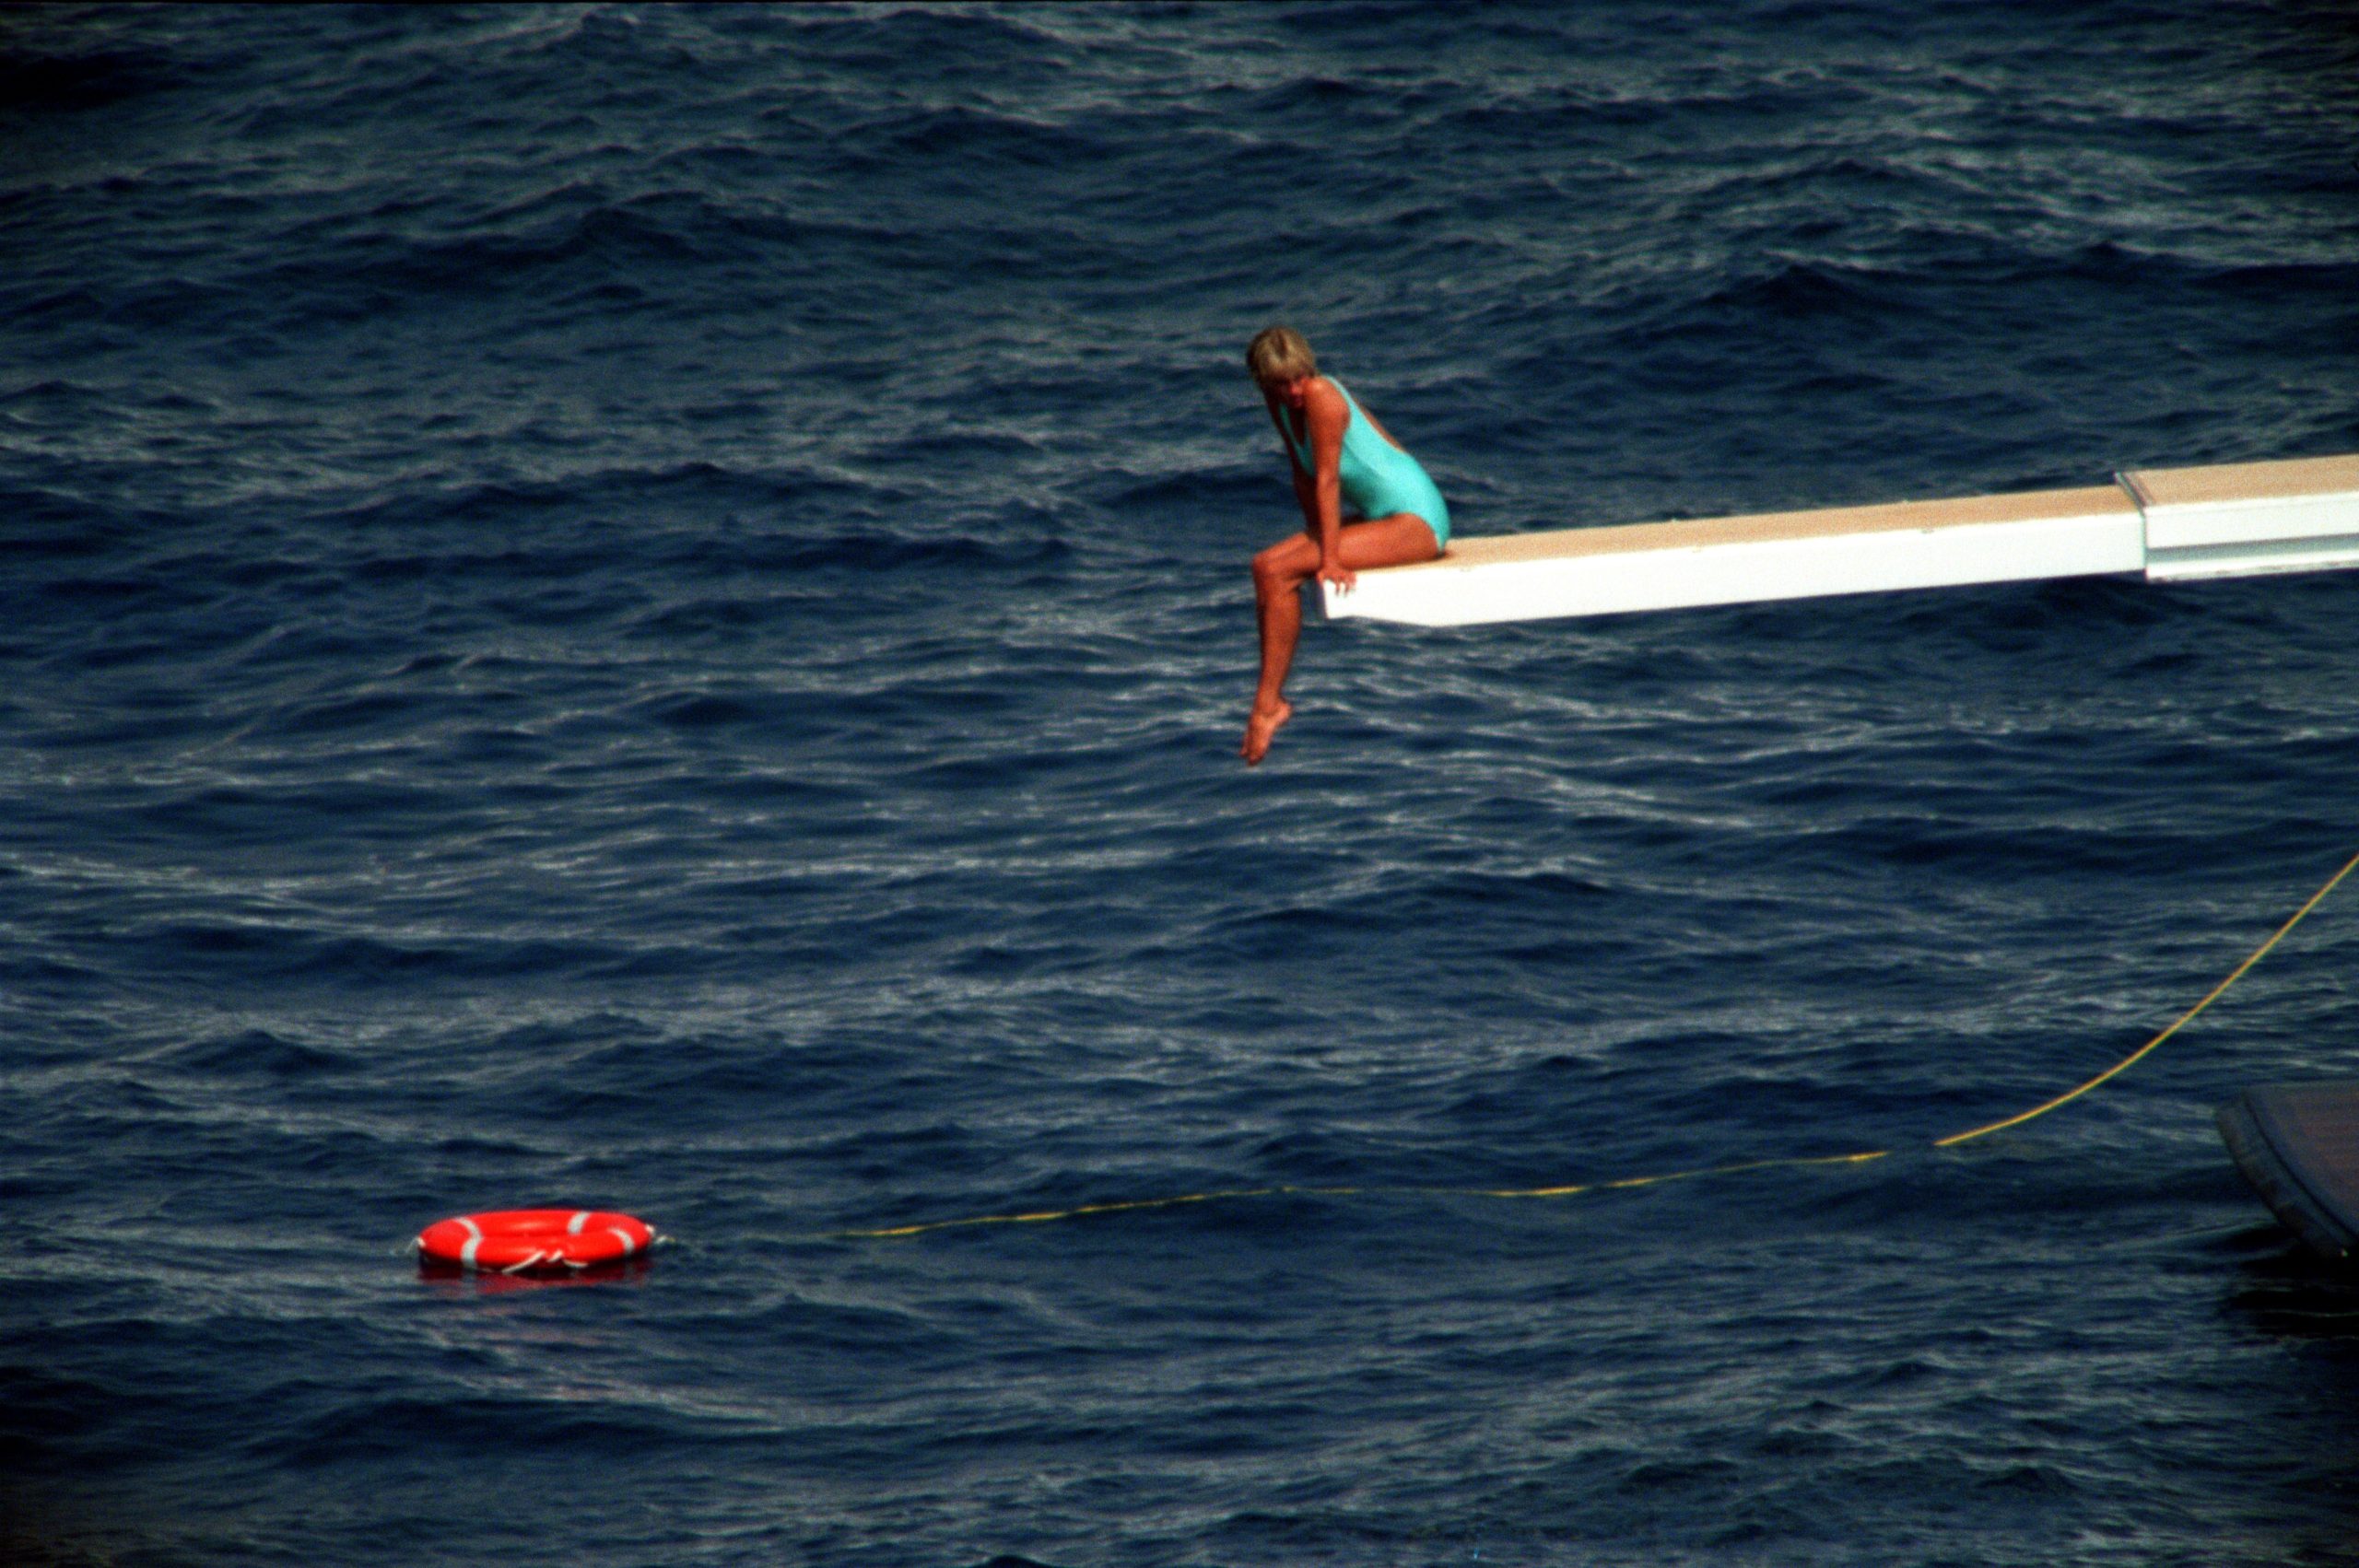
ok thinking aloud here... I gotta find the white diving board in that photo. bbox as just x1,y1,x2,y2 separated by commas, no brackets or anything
1321,452,2359,627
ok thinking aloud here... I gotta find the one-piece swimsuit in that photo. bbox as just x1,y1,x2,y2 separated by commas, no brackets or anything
1278,378,1450,547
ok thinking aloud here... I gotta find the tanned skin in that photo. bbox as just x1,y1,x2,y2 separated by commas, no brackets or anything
1244,372,1441,765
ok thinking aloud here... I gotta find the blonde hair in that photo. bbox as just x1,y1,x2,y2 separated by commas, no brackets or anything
1245,325,1317,388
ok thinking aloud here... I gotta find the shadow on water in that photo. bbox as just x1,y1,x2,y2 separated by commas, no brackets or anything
2214,1227,2359,1565
2223,1227,2359,1342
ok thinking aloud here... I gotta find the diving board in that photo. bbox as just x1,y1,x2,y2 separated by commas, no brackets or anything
1321,452,2359,627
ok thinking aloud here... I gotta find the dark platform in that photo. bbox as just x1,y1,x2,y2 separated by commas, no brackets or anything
2218,1082,2359,1260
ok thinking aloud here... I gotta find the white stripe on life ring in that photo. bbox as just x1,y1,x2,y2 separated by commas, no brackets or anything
567,1211,592,1235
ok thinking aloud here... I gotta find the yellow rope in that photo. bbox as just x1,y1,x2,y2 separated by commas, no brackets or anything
1476,1149,1893,1201
827,849,2359,1243
1933,847,2359,1147
836,1187,1351,1241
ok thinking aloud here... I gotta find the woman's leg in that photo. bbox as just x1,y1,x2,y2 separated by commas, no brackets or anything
1243,512,1439,765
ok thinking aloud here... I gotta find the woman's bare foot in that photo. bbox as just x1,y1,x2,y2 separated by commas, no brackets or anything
1241,699,1293,766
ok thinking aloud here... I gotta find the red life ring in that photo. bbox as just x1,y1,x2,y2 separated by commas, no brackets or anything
416,1210,657,1274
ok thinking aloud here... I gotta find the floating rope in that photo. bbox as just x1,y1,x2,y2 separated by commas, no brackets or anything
829,848,2359,1243
1931,847,2359,1147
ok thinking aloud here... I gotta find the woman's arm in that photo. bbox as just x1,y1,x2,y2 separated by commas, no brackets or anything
1265,392,1318,530
1298,379,1351,587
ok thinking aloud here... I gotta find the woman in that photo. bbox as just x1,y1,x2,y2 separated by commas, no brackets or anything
1239,326,1450,765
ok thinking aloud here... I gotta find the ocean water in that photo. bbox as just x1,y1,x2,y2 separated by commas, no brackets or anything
6,2,2359,1563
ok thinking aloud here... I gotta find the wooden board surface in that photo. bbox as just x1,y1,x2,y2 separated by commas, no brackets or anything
2124,452,2359,510
1383,486,2135,574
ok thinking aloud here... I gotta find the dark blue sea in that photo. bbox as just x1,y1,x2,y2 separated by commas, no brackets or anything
6,3,2359,1563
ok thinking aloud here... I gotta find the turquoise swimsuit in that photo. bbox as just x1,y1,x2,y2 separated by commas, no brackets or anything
1278,378,1450,547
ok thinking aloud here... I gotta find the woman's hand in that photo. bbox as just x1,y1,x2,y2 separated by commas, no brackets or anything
1318,559,1357,594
